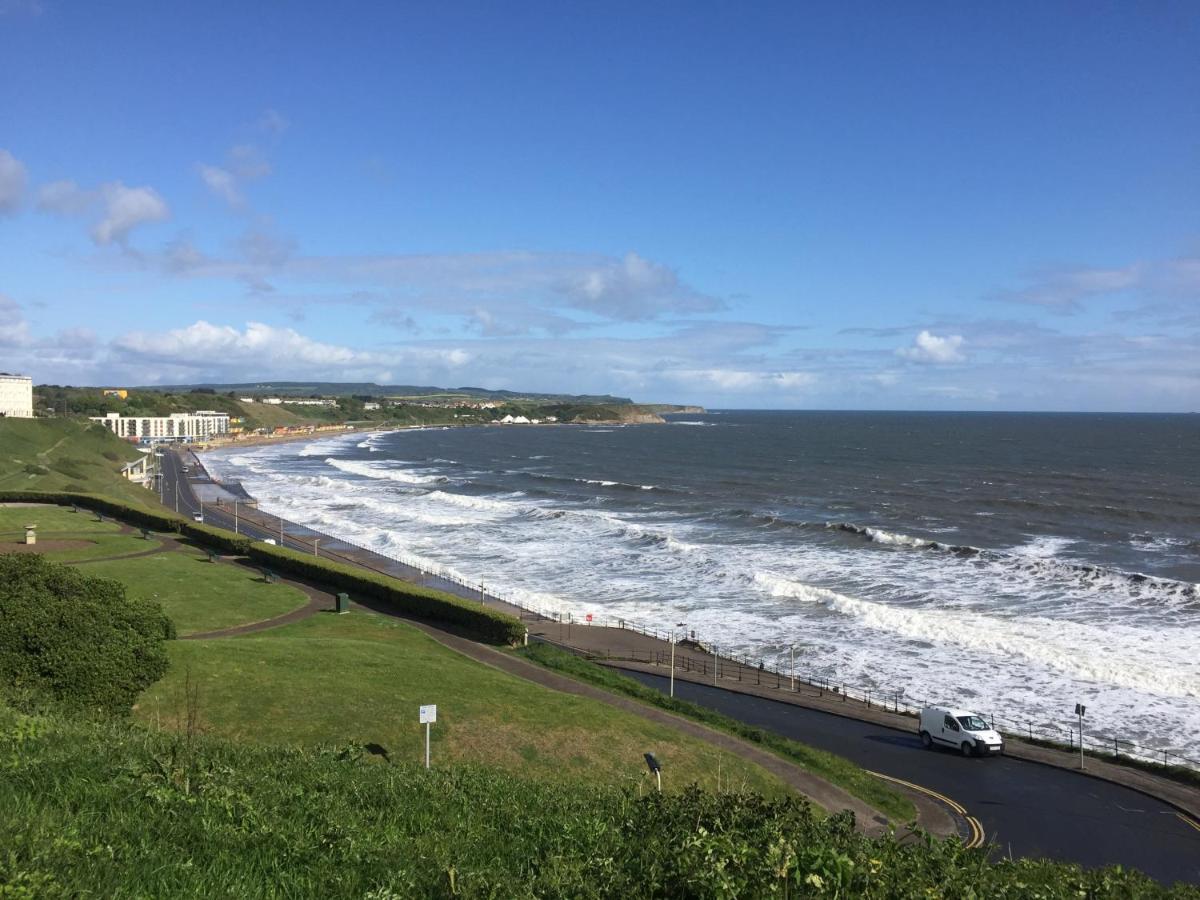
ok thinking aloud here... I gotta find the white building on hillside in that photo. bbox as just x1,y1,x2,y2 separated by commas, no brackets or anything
90,411,230,443
0,373,34,418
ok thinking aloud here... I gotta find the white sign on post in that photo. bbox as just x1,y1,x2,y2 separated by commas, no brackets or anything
420,704,437,769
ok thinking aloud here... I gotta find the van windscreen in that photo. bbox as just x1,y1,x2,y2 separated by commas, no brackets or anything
957,715,989,732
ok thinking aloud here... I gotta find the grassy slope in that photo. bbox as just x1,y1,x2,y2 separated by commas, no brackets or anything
0,418,156,507
3,702,1190,899
517,643,914,822
137,611,786,796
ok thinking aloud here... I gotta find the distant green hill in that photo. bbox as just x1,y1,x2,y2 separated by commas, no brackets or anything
0,419,157,508
129,381,634,405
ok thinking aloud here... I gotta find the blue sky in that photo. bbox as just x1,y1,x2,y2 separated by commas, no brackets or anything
1,1,1197,410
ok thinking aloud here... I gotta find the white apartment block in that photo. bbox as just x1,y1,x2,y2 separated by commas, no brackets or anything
90,411,230,443
0,373,34,418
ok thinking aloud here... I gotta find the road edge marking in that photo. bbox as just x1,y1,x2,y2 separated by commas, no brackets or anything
867,770,985,849
1178,812,1200,835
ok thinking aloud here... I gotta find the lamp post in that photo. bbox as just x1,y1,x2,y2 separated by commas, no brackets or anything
713,643,719,686
669,621,686,698
233,500,238,534
1075,703,1086,770
789,644,796,692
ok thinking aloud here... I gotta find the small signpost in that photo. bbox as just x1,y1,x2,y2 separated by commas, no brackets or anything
420,704,437,769
585,613,593,624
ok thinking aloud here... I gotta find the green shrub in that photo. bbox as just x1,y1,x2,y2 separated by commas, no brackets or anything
22,463,49,476
247,542,525,645
0,555,174,715
49,458,87,480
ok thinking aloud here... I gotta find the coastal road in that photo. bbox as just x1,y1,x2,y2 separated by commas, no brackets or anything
157,448,1200,885
623,670,1200,886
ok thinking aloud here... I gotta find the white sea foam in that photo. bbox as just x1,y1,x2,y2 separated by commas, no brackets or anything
751,572,1199,699
324,457,447,485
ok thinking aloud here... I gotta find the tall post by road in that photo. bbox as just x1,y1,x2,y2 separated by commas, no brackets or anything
234,500,238,534
789,644,796,692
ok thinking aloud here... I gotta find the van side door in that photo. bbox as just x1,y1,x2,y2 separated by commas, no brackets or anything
942,714,960,744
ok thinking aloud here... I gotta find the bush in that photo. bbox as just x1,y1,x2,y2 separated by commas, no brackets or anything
0,555,174,715
247,542,525,645
22,463,49,476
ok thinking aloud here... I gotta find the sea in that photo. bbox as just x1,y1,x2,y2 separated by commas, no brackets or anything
202,411,1200,754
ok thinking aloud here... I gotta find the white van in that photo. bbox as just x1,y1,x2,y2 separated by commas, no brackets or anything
919,707,1004,756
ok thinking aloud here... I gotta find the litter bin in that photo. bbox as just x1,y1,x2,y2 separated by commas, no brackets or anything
336,592,350,614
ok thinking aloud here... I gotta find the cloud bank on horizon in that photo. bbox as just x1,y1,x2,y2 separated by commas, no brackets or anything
0,4,1197,411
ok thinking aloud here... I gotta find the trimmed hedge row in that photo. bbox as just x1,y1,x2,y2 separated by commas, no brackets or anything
0,490,525,646
246,542,525,646
0,490,184,532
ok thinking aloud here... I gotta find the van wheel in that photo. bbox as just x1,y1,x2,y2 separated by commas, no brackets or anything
920,731,932,749
961,742,974,758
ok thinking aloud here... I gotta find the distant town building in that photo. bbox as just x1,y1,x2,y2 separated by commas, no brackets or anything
261,397,283,405
90,411,230,443
0,373,34,418
238,397,255,403
102,388,129,399
281,398,338,407
363,402,380,410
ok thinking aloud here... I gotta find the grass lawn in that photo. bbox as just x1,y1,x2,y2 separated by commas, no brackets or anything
0,418,159,508
84,552,309,636
0,503,146,560
138,611,788,797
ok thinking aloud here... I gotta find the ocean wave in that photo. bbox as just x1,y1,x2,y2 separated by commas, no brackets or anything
751,572,1199,699
826,521,1200,600
324,457,448,485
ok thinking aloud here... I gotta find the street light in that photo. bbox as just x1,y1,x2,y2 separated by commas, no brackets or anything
669,621,686,698
789,644,796,692
1075,703,1086,770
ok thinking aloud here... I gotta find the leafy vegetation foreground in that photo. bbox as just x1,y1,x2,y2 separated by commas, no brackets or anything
3,703,1195,899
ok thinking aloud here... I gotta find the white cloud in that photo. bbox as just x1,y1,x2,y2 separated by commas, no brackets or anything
91,182,170,245
897,330,966,364
0,149,27,214
669,368,816,392
110,320,471,382
559,251,723,320
37,179,94,215
197,164,242,206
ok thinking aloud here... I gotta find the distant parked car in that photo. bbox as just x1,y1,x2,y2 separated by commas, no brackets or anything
262,538,277,545
919,707,1004,756
192,513,203,523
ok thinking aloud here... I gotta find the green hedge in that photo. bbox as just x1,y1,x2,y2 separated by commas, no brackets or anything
179,521,252,555
246,542,525,646
0,490,185,532
1,491,524,646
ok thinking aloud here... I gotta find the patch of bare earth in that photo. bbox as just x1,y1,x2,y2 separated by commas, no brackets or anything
0,540,95,554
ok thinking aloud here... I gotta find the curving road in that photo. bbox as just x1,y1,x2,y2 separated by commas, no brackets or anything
622,670,1200,886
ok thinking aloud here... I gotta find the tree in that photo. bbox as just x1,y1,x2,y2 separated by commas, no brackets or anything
0,555,174,714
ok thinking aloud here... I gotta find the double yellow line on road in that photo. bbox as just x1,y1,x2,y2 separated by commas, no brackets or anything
1178,812,1200,835
868,770,985,850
